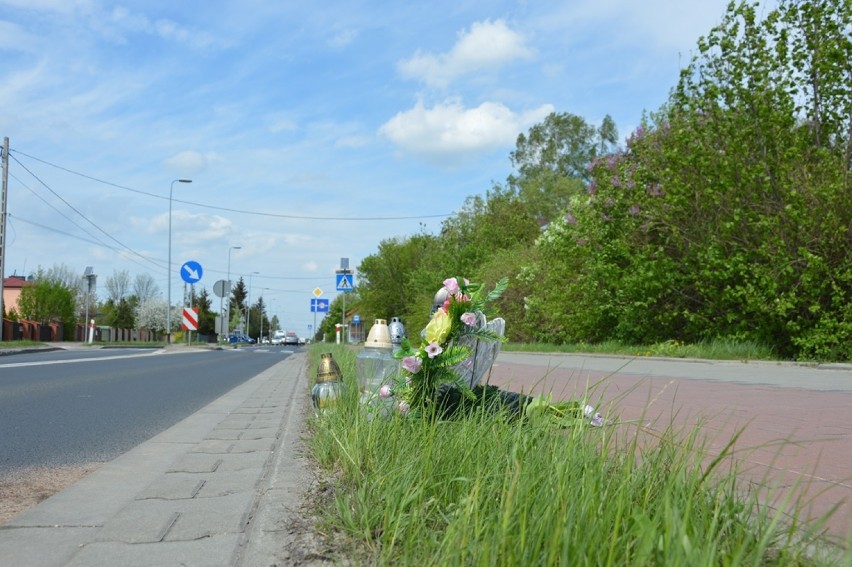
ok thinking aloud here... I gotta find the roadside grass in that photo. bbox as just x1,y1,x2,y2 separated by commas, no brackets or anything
0,340,43,348
306,344,847,566
503,338,777,361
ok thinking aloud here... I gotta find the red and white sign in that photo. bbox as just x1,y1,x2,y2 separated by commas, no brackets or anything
181,307,199,331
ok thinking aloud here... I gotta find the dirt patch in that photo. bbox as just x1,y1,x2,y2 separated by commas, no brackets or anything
0,463,103,525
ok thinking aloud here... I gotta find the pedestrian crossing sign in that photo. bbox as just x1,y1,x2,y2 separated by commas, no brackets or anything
336,273,354,292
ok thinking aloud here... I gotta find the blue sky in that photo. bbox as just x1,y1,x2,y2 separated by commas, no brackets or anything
0,0,772,337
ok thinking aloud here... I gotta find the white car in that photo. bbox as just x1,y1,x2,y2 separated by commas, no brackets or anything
271,331,286,345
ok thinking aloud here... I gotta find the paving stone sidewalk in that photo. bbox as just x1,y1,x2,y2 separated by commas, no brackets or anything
489,352,852,544
0,352,317,567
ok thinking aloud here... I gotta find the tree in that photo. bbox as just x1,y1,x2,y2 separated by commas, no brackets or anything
133,273,159,303
508,111,618,222
104,270,131,304
228,278,248,333
523,0,852,359
192,288,215,337
106,297,136,329
135,297,175,336
357,232,442,334
17,270,76,329
247,296,268,339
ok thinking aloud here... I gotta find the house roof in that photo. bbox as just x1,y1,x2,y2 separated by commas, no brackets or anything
3,276,30,288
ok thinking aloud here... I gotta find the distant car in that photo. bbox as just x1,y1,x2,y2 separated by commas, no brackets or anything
271,331,286,346
283,331,299,346
228,334,254,344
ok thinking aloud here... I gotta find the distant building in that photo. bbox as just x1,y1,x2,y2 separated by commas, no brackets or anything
2,275,31,316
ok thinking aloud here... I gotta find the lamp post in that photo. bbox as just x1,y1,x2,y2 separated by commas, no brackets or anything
247,271,259,339
167,178,192,343
82,267,96,343
225,245,241,338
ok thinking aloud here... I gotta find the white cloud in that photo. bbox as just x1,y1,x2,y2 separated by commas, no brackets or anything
379,99,553,163
163,151,217,175
328,28,358,48
268,116,298,133
399,19,534,88
106,6,218,49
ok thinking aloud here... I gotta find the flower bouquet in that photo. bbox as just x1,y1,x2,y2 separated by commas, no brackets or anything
382,276,604,428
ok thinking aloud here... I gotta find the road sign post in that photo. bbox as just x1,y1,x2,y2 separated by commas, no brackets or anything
336,258,353,343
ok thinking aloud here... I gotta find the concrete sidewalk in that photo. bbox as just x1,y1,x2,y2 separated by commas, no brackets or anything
490,352,852,543
0,352,323,567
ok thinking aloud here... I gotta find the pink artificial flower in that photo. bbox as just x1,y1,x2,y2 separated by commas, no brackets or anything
442,299,451,311
379,385,392,398
425,341,443,358
460,312,476,326
443,277,460,295
402,355,422,374
398,400,410,416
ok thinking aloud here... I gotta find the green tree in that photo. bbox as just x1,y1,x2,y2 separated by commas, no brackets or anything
508,111,618,222
191,287,215,337
357,232,442,334
526,0,851,359
17,269,77,336
247,296,268,340
228,278,248,333
105,297,135,329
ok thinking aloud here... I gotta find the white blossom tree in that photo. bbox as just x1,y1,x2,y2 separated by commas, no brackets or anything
134,297,180,334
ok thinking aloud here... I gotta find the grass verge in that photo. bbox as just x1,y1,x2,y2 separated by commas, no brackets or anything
305,344,848,566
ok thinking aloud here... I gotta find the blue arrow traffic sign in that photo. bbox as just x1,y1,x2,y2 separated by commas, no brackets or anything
335,273,354,292
180,260,203,284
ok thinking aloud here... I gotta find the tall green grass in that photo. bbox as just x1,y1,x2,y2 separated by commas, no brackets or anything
306,344,846,566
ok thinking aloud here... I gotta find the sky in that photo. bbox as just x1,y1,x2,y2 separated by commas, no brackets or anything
0,0,771,338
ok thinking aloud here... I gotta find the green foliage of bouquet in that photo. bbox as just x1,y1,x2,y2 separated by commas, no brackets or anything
390,276,507,415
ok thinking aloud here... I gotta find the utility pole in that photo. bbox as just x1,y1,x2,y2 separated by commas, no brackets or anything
0,137,9,342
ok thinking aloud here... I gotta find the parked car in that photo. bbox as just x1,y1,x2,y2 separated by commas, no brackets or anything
228,333,255,344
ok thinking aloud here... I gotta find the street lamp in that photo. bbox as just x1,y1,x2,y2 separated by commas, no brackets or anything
167,178,192,344
225,245,242,338
83,266,96,343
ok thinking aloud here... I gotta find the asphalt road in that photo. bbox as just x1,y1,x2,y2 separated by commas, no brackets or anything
0,346,295,476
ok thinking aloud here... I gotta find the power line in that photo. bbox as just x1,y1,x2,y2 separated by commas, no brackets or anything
10,154,166,272
11,149,453,221
10,170,117,255
8,213,166,273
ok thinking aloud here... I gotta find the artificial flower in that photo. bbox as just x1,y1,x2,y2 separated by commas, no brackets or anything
379,385,392,398
460,312,476,326
402,355,422,374
424,308,452,344
398,400,410,416
425,341,443,358
443,277,459,295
